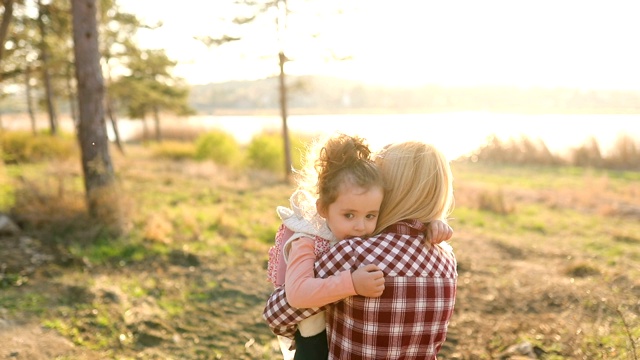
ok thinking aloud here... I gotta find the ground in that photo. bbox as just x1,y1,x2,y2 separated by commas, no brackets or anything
3,227,636,360
1,164,639,359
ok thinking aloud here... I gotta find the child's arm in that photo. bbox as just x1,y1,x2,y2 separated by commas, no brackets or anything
285,237,384,308
425,219,453,245
272,225,295,287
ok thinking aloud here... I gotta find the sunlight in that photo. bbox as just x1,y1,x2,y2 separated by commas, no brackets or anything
208,113,640,160
119,0,640,90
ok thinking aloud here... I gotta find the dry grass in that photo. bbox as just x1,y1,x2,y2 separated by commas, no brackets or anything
476,189,514,215
448,161,640,359
10,161,86,228
1,147,639,359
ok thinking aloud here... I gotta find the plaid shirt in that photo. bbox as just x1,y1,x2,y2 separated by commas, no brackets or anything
263,220,458,359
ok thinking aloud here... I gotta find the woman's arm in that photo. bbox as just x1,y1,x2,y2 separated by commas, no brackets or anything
263,285,323,339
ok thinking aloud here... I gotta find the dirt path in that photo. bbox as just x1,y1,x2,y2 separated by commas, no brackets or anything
0,232,281,359
0,321,100,359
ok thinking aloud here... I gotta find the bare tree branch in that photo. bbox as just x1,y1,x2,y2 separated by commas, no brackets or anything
194,35,242,48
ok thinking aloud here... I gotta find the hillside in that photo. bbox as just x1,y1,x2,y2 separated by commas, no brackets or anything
2,76,640,117
189,76,640,115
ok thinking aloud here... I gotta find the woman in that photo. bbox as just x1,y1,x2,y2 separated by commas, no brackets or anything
264,140,457,360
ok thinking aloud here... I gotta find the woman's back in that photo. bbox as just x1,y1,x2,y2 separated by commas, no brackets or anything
315,219,457,360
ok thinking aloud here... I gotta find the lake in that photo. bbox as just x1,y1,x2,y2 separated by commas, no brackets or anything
7,112,638,161
116,112,640,160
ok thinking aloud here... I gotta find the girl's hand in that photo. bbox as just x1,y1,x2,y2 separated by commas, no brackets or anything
426,220,453,244
352,264,385,297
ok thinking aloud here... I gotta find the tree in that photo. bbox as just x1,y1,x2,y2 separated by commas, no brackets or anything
99,0,144,153
36,0,58,134
3,0,74,135
278,50,292,180
111,47,193,142
200,0,353,180
0,0,15,67
237,0,294,180
2,1,42,131
71,0,118,223
0,0,15,129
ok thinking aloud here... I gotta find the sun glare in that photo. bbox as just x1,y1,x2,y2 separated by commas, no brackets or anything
118,0,640,90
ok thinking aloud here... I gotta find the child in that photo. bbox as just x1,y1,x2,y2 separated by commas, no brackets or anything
266,134,452,360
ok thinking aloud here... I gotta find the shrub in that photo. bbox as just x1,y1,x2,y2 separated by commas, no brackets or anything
0,132,77,163
564,262,600,278
605,134,639,170
570,136,603,168
150,141,196,160
246,131,314,173
0,159,12,210
10,173,87,231
467,134,561,166
246,132,281,172
194,130,240,165
477,189,512,215
157,124,203,142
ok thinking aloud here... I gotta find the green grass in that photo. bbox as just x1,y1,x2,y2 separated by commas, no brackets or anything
70,236,163,266
452,161,640,190
1,145,639,359
2,292,49,315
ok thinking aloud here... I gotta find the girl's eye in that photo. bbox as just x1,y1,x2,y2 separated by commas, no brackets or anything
366,214,377,220
344,213,354,219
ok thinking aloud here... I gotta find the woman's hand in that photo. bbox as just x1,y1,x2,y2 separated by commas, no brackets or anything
352,264,385,297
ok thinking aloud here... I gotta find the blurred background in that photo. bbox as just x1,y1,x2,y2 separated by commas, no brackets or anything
2,0,640,163
1,1,639,359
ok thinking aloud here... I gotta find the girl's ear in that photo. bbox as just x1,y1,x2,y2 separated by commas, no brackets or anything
316,199,327,218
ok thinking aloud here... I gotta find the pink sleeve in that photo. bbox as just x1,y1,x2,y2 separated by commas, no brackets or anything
284,237,357,308
274,226,295,287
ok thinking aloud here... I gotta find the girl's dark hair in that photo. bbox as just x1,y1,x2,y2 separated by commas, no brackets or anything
315,134,383,209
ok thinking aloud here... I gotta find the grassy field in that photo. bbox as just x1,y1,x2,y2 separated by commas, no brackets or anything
1,144,639,359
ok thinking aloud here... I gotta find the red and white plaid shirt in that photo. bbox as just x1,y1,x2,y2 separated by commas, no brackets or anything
263,219,458,359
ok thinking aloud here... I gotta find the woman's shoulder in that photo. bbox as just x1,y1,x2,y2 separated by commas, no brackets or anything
347,231,419,252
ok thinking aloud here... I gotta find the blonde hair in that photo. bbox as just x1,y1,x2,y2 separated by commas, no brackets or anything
373,141,454,234
295,133,383,210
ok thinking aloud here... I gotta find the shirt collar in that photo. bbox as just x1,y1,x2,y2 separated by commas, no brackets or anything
382,219,426,236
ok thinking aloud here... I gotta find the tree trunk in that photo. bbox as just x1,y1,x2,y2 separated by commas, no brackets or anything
142,116,148,142
37,0,58,135
71,0,118,222
25,63,37,135
66,62,78,130
0,0,15,68
106,98,125,154
278,51,292,182
104,67,124,154
153,105,161,142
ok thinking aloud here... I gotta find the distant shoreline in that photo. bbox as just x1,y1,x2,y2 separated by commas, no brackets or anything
3,106,640,125
4,113,640,162
195,106,640,117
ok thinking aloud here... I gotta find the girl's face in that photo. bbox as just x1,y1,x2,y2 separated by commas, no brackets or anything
317,183,384,241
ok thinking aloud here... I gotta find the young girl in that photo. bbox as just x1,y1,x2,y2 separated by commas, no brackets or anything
266,134,452,359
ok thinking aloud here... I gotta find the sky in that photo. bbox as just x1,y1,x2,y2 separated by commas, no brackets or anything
118,0,640,90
